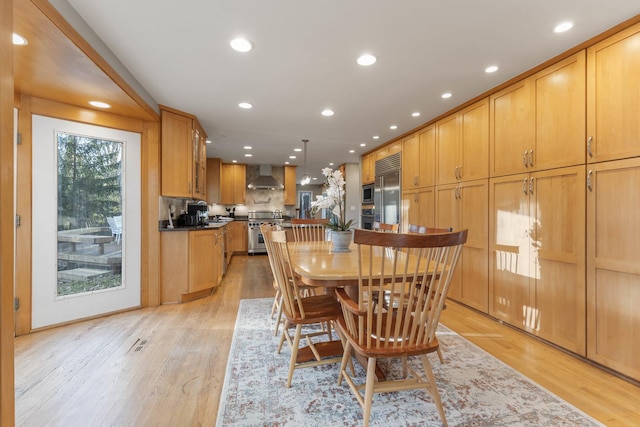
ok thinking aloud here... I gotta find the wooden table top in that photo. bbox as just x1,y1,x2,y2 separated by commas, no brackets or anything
287,240,416,288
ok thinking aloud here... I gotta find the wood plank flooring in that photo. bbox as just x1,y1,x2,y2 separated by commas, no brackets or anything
15,254,640,426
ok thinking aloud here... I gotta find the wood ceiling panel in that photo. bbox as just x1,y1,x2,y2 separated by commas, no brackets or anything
13,0,157,121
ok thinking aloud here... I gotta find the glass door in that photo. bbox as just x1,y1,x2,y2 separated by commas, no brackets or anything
31,115,140,329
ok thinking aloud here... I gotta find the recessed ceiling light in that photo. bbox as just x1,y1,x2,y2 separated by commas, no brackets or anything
329,162,334,166
554,22,574,33
285,161,290,165
12,33,28,46
373,136,380,140
357,54,377,66
238,102,253,109
206,139,212,144
389,125,398,130
244,154,253,157
232,160,238,163
312,177,317,181
360,143,366,147
243,146,252,150
294,148,302,152
485,65,499,73
230,38,253,52
289,155,296,159
349,149,355,153
441,92,452,99
89,101,111,108
411,112,420,117
321,109,335,117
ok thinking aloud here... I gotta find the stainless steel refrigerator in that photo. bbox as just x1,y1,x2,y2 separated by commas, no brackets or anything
373,153,401,226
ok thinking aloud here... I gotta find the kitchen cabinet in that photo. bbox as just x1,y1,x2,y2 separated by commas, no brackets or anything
361,153,374,184
435,179,488,312
283,165,297,205
160,106,207,199
489,166,585,354
206,157,222,204
587,23,640,163
436,99,489,185
229,221,248,254
401,187,435,233
587,157,640,380
220,163,246,205
402,125,436,190
490,53,585,177
160,228,223,304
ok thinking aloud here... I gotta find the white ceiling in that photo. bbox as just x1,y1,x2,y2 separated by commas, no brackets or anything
64,0,639,183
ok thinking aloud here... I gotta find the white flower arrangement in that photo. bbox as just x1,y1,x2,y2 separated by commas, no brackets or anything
310,168,354,232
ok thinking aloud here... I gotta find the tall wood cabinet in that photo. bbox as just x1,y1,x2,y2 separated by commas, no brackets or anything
403,125,436,191
361,153,374,184
220,163,246,205
489,166,586,354
586,24,640,163
436,180,488,312
490,52,585,177
283,165,297,205
436,99,489,185
401,187,435,233
160,105,207,200
586,157,640,380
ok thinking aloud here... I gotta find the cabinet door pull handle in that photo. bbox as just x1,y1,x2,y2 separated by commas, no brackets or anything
529,177,534,194
528,149,534,167
587,136,593,158
587,170,593,192
458,164,463,180
523,178,528,195
523,151,528,168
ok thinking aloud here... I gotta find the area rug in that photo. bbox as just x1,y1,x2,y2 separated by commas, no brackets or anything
216,298,603,426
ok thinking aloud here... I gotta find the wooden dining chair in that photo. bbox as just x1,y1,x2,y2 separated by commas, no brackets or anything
372,221,399,233
335,228,467,427
261,223,285,336
268,229,344,387
291,218,329,241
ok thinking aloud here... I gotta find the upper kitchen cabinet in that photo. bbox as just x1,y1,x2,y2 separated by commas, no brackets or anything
490,79,535,177
436,99,489,185
284,165,297,205
587,23,640,163
533,52,586,170
403,125,436,190
490,52,585,177
220,163,246,205
206,158,222,204
160,105,207,199
361,153,374,184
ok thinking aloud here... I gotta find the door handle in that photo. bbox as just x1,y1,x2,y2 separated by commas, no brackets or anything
529,177,534,194
587,136,593,158
523,151,528,168
528,149,534,167
523,178,528,195
587,170,593,192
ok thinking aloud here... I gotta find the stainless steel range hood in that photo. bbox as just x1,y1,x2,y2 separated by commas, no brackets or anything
247,165,284,190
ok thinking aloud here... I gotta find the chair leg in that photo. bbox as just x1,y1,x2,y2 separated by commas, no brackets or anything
270,289,280,318
337,340,352,385
436,347,445,364
286,324,303,388
277,319,289,353
420,354,448,426
362,357,377,427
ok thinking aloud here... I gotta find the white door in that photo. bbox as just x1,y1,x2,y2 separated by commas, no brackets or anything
31,115,141,329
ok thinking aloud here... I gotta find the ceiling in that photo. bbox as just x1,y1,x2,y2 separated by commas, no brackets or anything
15,1,640,183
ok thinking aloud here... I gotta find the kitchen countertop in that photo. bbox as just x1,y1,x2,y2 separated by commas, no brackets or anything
159,221,233,231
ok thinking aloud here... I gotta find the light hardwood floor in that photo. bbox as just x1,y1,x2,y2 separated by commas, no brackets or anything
15,255,640,426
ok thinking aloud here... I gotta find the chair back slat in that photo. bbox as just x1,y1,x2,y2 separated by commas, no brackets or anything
291,218,329,241
268,229,307,319
348,229,467,353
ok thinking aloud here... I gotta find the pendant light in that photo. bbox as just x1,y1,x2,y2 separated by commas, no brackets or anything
301,139,311,185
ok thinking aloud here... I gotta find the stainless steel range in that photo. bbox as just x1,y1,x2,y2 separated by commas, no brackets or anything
247,210,283,254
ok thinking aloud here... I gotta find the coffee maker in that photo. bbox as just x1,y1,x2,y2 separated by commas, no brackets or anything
187,203,209,226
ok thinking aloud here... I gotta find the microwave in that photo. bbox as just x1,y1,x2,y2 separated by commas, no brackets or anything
362,183,374,205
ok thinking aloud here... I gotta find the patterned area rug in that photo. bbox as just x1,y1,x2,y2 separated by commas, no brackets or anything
216,298,602,426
